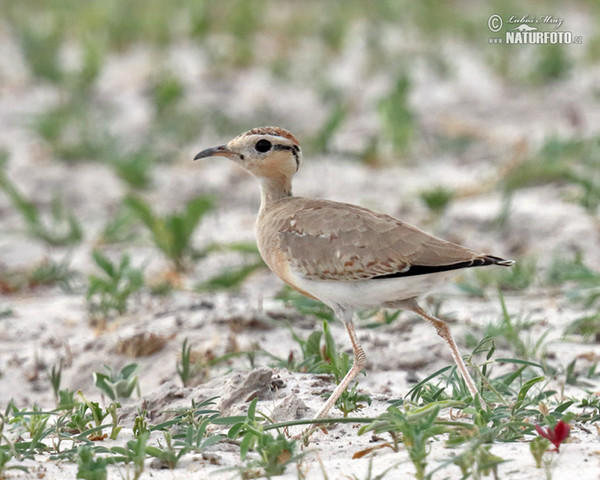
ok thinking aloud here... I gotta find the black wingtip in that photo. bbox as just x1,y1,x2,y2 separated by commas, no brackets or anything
372,255,515,280
483,255,515,267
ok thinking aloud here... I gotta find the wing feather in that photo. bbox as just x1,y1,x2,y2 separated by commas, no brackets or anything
258,198,487,281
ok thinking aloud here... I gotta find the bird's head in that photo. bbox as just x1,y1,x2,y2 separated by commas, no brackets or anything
194,126,302,182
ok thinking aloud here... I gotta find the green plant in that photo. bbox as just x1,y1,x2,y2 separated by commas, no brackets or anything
97,204,139,245
533,44,571,84
132,410,149,439
563,313,600,342
362,309,401,329
77,445,108,480
150,72,185,116
335,382,372,417
199,261,265,290
28,257,79,291
57,389,78,411
503,138,575,191
359,405,445,480
125,194,214,271
105,403,122,440
109,147,157,189
110,432,148,480
170,414,223,453
346,456,400,480
0,449,29,476
530,420,571,480
151,397,223,450
145,431,187,469
177,338,193,387
319,321,353,383
378,74,415,155
225,398,299,477
0,257,78,294
3,405,52,460
138,398,224,470
450,441,505,480
271,327,329,374
310,98,348,153
93,364,140,401
267,320,370,416
34,100,108,163
0,166,82,246
86,251,145,319
14,405,51,446
420,186,454,213
197,242,265,290
174,338,238,387
467,292,549,360
575,396,600,423
503,136,600,213
275,286,335,322
16,18,63,83
67,393,108,436
530,435,551,468
48,362,63,401
460,256,536,294
546,253,600,308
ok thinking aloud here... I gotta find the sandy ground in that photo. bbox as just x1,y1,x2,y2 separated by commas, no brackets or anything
2,154,599,478
1,9,600,479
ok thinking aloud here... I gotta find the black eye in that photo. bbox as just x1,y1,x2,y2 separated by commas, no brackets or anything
255,139,272,153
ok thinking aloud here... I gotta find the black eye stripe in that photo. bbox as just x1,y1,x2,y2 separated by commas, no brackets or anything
273,145,291,151
273,145,300,171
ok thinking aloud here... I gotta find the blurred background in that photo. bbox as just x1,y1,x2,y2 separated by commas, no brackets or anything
1,3,600,475
0,0,599,306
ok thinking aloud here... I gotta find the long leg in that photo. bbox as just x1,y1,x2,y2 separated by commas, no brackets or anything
312,308,367,420
403,299,481,400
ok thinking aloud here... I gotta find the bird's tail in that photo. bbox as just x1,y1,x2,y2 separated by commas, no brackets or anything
484,255,515,267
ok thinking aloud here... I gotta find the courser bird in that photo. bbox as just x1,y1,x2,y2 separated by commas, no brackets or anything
194,126,513,420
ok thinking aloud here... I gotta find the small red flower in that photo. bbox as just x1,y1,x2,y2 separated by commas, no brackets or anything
535,420,570,452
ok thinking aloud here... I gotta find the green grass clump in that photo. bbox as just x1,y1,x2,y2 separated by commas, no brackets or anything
463,293,549,361
275,286,335,322
94,364,140,401
109,148,158,190
563,313,600,342
378,74,415,155
420,186,455,213
267,319,371,417
532,45,572,84
150,72,185,117
125,194,214,272
459,257,536,296
198,261,265,291
196,242,265,291
0,257,78,294
504,136,600,213
359,404,446,480
0,162,82,246
86,251,145,319
546,253,600,308
222,398,300,477
34,100,107,163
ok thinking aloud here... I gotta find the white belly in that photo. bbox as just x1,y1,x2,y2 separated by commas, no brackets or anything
288,269,457,310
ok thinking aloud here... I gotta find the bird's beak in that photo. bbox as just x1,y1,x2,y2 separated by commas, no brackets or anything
193,145,236,161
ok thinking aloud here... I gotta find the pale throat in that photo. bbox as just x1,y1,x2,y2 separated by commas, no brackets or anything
258,174,293,208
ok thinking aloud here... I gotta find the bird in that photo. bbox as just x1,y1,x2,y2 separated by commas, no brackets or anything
194,126,513,421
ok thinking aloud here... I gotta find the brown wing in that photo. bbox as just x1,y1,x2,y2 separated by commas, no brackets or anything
264,198,487,281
